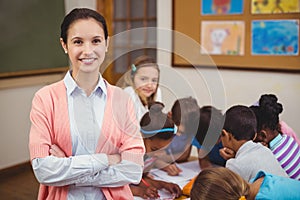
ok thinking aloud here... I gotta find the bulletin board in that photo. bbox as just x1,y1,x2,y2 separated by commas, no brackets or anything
172,0,300,71
0,0,68,78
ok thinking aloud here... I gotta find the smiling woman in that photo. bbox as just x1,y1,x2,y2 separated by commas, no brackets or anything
28,8,145,200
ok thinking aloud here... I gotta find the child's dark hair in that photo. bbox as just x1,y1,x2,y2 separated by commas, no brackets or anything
171,97,200,137
195,106,224,146
250,94,283,132
140,102,175,140
60,8,108,43
223,105,257,141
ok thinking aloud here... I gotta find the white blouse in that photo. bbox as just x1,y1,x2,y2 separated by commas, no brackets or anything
123,86,162,121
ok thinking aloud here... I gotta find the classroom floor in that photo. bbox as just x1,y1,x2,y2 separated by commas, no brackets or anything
0,164,39,200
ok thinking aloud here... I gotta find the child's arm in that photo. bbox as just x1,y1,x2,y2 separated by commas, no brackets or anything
129,183,159,199
198,156,213,169
175,145,192,163
144,176,182,198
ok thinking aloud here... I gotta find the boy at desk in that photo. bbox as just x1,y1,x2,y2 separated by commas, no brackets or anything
219,105,288,181
130,102,182,199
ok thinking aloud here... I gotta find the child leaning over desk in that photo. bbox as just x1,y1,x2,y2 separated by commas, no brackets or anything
154,97,200,176
192,106,227,169
219,105,288,181
190,167,300,200
250,94,300,180
129,102,182,199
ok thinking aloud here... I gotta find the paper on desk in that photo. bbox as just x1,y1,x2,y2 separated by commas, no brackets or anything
149,160,201,188
134,161,200,200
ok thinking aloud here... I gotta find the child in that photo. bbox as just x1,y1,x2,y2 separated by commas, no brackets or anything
192,106,226,169
220,105,288,181
118,55,162,121
250,94,300,180
129,102,182,199
190,167,300,200
154,97,200,176
252,94,300,145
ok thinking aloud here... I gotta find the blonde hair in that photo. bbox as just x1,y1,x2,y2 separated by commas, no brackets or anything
190,167,250,200
117,55,160,105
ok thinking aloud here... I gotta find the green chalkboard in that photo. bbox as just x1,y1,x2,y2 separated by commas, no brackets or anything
0,0,68,78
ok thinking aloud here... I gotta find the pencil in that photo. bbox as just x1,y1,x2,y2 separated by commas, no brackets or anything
168,148,177,164
141,178,151,187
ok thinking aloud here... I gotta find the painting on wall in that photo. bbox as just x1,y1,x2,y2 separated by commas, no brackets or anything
251,0,300,14
201,21,245,55
251,19,299,55
201,0,244,15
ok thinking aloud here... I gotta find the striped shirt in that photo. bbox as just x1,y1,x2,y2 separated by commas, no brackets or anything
269,134,300,180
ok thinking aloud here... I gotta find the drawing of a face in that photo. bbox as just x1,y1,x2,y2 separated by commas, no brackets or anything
211,28,229,45
210,28,229,54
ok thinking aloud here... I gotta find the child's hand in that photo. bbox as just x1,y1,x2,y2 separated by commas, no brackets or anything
163,163,182,176
130,184,159,199
162,182,182,198
219,147,235,160
49,144,66,157
144,186,160,199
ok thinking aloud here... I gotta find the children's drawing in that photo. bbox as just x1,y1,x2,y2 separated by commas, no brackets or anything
201,0,244,15
251,20,299,55
210,29,230,54
251,0,300,14
201,21,245,55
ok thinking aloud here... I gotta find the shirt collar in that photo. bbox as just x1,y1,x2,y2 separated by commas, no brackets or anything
63,70,107,97
269,134,283,148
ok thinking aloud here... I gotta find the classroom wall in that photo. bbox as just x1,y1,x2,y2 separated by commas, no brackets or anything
0,0,299,170
157,0,300,134
0,0,96,170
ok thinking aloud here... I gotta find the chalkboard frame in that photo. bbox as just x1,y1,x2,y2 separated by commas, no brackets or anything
0,0,69,78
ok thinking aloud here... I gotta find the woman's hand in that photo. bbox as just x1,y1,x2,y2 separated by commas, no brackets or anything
107,154,121,165
49,144,66,157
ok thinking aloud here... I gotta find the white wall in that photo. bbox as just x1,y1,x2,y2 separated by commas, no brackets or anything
0,0,299,170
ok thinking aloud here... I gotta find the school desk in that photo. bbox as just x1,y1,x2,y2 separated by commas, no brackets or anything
134,159,201,200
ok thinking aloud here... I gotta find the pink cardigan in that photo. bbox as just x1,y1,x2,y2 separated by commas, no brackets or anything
29,80,145,200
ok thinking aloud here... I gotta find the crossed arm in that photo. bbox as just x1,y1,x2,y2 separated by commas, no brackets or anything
32,144,143,187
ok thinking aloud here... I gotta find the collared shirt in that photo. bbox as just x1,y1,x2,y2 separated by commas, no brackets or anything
226,141,288,181
64,70,106,156
65,71,106,199
32,71,142,200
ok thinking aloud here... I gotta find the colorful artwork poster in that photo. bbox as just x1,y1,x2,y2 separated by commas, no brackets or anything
251,0,300,14
251,20,299,55
201,21,245,55
201,0,244,15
